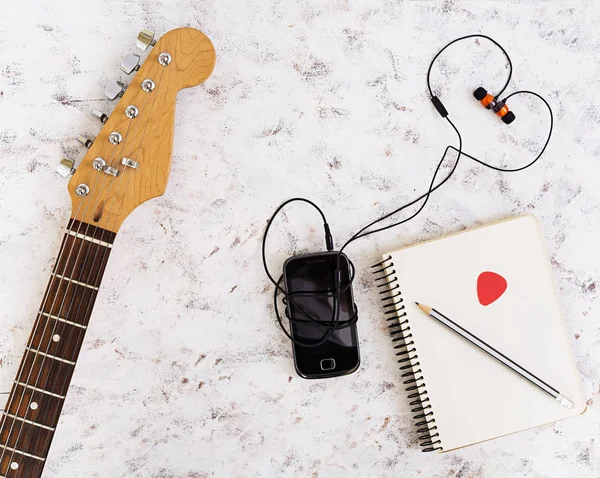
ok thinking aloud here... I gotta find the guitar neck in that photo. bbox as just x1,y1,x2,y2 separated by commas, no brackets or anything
0,219,116,477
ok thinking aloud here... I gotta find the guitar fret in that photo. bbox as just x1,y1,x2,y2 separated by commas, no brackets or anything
39,312,87,330
2,412,55,432
39,277,96,325
0,445,45,462
14,382,65,400
8,384,65,431
53,232,111,289
31,315,86,363
51,273,99,291
66,230,113,248
27,348,76,365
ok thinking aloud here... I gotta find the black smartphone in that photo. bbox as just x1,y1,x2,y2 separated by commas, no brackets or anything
283,251,360,379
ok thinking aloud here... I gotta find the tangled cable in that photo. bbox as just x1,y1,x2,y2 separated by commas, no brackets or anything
262,34,554,347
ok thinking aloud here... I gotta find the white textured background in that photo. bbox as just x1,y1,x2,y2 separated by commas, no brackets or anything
1,1,600,477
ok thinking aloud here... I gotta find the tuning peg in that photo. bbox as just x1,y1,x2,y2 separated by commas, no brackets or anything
104,79,126,101
137,29,156,51
75,134,94,148
90,108,109,123
120,52,141,75
56,158,75,178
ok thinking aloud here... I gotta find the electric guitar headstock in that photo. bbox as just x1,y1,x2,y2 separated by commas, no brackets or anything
58,27,216,233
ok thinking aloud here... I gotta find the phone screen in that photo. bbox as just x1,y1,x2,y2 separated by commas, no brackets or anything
284,252,360,378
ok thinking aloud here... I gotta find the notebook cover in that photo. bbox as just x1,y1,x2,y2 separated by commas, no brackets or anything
378,214,585,452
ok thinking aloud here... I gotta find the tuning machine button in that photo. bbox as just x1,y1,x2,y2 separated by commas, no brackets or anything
121,52,141,74
91,108,109,123
75,134,93,148
56,158,76,178
104,79,127,101
92,157,106,171
137,29,156,51
92,157,120,177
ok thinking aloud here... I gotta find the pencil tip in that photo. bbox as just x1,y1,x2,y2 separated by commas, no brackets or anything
416,302,432,315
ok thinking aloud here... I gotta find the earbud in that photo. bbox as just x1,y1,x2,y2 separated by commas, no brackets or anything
474,87,516,124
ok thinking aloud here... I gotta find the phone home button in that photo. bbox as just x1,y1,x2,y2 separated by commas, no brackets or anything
320,358,336,371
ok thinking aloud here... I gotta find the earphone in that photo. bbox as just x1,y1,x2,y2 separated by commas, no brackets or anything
473,87,516,124
262,34,554,347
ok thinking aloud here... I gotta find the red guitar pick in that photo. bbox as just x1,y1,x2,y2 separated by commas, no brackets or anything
477,271,507,306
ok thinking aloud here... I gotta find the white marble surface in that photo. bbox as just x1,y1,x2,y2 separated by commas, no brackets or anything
1,1,600,476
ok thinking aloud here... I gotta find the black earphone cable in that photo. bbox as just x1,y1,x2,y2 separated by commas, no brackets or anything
261,197,332,294
426,34,513,99
261,198,358,347
341,116,463,245
339,90,553,246
262,35,554,348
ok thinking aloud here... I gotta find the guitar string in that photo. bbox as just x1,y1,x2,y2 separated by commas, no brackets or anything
0,115,137,467
13,74,166,466
3,106,142,467
1,66,164,469
3,38,207,469
38,37,212,402
0,191,92,469
0,121,128,468
48,63,169,414
49,39,215,392
22,38,212,464
20,63,169,464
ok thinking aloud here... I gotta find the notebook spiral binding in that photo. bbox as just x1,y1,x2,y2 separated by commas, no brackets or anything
372,256,443,453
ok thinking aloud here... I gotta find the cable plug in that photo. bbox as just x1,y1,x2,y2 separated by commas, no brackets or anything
333,269,342,291
324,223,334,251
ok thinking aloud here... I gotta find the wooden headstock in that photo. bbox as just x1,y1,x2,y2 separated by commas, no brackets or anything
67,27,216,232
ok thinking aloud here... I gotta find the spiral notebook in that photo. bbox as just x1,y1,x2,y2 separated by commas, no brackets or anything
373,215,586,452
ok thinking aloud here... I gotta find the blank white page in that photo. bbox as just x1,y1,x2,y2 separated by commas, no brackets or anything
383,215,585,452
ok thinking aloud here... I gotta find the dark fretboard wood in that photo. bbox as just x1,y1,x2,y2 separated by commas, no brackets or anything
0,219,116,477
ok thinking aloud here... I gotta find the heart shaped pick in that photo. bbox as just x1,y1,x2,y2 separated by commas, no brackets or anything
477,271,507,306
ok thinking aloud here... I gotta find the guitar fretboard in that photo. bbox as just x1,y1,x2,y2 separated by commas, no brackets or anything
0,219,116,477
